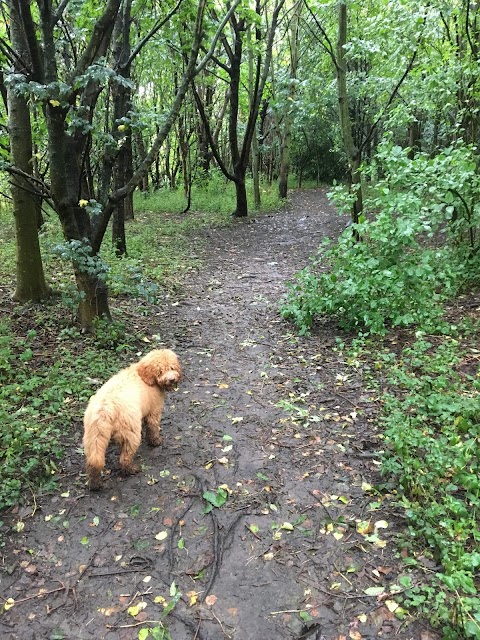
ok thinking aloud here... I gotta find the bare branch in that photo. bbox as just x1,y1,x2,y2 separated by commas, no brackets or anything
303,0,337,69
124,0,184,69
195,0,242,74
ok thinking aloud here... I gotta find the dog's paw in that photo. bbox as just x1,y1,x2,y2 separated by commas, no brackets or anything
88,478,103,491
120,463,140,476
147,435,163,448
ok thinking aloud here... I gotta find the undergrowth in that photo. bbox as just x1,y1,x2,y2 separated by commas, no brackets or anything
279,141,480,636
281,142,480,335
0,318,132,512
333,321,480,638
378,327,480,638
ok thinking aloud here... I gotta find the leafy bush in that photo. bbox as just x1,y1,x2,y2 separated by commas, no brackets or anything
281,142,480,335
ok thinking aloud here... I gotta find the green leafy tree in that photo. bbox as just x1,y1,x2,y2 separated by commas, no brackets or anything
193,0,286,217
1,0,238,327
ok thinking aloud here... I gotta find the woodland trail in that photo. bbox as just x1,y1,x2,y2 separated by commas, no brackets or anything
0,190,437,640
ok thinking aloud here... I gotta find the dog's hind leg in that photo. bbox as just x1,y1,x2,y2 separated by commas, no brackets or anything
145,411,163,447
118,430,142,475
84,431,109,491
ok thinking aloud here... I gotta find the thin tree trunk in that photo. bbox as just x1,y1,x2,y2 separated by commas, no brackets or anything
233,177,248,218
248,26,260,209
7,0,49,302
278,0,301,199
336,1,363,229
74,269,111,327
112,0,133,256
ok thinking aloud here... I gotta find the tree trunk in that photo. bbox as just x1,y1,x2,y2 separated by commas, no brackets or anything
111,0,133,256
336,1,363,229
233,177,248,217
252,132,261,209
7,0,49,302
74,269,111,328
248,25,261,209
407,117,421,159
278,0,301,200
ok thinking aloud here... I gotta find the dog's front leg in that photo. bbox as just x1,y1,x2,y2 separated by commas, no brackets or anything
145,412,163,447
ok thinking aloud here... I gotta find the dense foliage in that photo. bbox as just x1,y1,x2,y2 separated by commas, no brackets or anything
281,143,480,335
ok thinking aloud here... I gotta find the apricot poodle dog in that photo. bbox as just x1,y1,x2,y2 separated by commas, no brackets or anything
83,349,182,490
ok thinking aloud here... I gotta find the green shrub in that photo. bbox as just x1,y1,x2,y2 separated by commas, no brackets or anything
281,142,480,335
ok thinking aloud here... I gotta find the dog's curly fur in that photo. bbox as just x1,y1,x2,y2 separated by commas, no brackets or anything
83,349,182,490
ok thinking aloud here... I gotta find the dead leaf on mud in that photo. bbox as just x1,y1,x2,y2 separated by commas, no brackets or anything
421,632,441,640
385,600,399,613
364,586,385,597
376,566,393,575
205,594,217,607
20,561,37,574
98,606,121,616
356,521,374,535
368,606,396,626
127,601,147,617
155,531,168,541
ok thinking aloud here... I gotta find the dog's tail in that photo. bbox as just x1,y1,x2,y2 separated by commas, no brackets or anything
84,410,112,490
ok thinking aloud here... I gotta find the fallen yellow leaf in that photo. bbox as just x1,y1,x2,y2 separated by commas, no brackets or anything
4,598,14,611
187,591,199,607
127,601,147,617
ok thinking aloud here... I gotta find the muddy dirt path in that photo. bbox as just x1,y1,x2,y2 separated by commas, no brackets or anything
1,190,435,640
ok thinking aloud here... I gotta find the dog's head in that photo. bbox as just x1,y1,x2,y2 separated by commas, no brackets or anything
136,349,182,390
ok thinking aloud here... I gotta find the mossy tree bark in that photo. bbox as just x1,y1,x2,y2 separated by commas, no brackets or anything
7,0,49,303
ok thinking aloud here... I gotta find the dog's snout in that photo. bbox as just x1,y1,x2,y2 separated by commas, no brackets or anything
160,370,180,389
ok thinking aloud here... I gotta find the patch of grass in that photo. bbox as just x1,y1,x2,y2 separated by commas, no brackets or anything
134,172,283,219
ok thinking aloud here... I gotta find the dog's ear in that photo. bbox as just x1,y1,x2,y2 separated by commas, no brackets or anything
136,360,157,386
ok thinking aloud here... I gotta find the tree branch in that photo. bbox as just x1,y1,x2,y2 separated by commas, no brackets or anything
124,0,184,69
72,0,122,79
192,82,235,181
195,0,242,74
303,0,338,70
92,0,210,253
